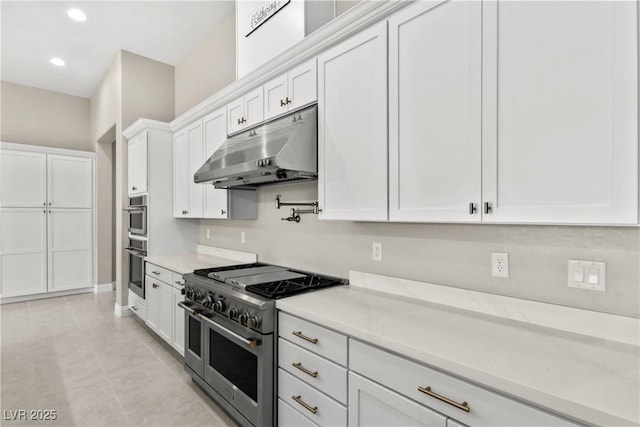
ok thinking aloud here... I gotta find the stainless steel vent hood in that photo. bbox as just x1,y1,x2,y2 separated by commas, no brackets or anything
194,105,317,188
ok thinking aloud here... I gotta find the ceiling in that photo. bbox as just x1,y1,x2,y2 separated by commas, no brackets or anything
1,1,235,99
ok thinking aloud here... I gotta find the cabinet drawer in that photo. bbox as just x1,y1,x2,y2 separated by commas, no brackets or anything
349,340,580,426
278,398,318,427
128,290,147,321
279,368,346,427
172,272,185,288
279,312,347,365
279,338,347,404
145,263,172,284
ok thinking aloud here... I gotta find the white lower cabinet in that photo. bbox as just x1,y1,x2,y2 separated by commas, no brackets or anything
349,371,446,427
143,262,185,356
128,290,147,321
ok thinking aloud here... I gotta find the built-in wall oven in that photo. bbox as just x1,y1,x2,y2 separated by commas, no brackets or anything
125,237,147,298
126,195,147,236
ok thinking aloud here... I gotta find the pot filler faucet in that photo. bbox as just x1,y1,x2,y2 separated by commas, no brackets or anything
275,194,320,223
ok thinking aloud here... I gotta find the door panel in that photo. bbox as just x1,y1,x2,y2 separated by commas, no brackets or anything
48,155,92,208
0,150,46,208
48,209,92,291
203,109,229,219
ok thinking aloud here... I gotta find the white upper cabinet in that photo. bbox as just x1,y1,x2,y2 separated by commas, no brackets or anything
203,108,230,219
264,58,317,121
481,1,638,224
127,131,148,196
173,121,204,218
227,87,264,135
318,22,388,221
47,155,93,208
0,150,47,208
389,0,482,223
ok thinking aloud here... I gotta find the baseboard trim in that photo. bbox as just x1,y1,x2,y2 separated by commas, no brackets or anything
114,303,133,318
1,287,94,304
95,282,115,293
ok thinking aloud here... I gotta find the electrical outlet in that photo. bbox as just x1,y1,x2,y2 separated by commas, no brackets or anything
372,242,383,261
206,228,211,240
241,231,246,244
491,252,509,278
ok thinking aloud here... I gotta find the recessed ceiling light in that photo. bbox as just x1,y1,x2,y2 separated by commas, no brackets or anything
50,57,66,67
67,8,87,22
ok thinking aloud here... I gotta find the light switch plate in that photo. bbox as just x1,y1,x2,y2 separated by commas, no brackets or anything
568,260,606,292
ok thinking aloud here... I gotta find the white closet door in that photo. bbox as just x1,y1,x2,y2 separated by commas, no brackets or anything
48,155,93,208
0,150,46,208
48,209,93,291
389,0,481,223
482,1,638,224
0,208,47,297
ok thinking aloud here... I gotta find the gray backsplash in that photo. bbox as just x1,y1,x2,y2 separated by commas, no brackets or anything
200,181,640,318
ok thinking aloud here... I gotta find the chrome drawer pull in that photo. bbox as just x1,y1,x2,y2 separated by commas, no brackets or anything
292,362,318,378
292,331,318,344
418,386,470,413
292,395,317,414
151,271,161,275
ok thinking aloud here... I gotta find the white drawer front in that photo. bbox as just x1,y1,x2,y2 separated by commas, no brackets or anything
128,290,147,321
145,263,172,284
172,272,185,288
279,312,347,366
278,398,318,427
279,368,347,427
279,338,347,404
349,340,580,426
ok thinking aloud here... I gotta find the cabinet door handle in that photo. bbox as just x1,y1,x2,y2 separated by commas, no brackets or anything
151,271,160,275
292,331,318,344
285,96,292,105
237,118,241,125
132,186,137,191
221,209,226,215
418,386,470,413
292,362,318,378
175,280,185,286
483,202,492,214
469,203,477,215
280,99,286,107
152,283,158,289
240,117,247,124
291,395,317,414
43,202,46,206
131,306,138,311
48,202,51,206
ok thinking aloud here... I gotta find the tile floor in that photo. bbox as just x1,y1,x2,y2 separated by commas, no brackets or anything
0,291,237,427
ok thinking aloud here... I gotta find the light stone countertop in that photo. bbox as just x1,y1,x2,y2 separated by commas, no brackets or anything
276,275,640,426
144,245,257,276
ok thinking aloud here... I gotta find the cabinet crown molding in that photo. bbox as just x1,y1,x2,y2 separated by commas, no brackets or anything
123,118,173,140
0,141,96,158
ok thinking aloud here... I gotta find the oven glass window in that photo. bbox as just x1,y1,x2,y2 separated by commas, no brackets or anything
129,212,144,232
188,316,202,357
128,253,144,293
209,329,258,402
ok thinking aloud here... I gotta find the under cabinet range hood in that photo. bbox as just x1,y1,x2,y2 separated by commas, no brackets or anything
194,105,317,188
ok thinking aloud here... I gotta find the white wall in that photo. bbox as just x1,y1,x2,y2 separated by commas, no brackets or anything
201,182,640,318
1,81,91,151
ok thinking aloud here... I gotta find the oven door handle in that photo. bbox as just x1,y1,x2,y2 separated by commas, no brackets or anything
124,207,146,212
177,301,201,317
123,248,146,257
198,313,259,349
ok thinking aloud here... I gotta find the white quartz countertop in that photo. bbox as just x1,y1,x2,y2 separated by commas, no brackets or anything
144,246,257,275
276,280,640,426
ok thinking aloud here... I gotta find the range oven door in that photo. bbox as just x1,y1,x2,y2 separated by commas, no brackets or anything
180,302,205,378
201,314,273,427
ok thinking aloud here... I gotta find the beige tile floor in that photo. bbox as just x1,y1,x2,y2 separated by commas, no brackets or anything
0,291,237,427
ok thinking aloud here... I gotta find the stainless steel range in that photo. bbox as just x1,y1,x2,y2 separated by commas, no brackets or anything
178,263,346,427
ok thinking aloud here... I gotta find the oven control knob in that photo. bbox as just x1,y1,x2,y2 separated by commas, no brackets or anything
228,307,239,320
247,316,261,329
194,291,203,301
203,294,213,307
239,312,250,326
213,299,226,312
185,287,194,298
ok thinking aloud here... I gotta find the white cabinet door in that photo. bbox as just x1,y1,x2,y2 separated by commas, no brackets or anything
264,74,289,121
172,286,185,356
173,121,204,218
128,132,148,196
389,1,482,223
227,96,245,135
0,150,46,208
203,109,230,219
0,208,47,297
146,276,160,332
48,155,93,209
288,58,317,112
318,22,388,221
244,87,264,129
47,209,93,291
157,280,173,345
348,372,447,427
482,1,638,224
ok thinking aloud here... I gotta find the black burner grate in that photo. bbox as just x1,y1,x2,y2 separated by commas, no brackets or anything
245,275,346,299
193,263,267,278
